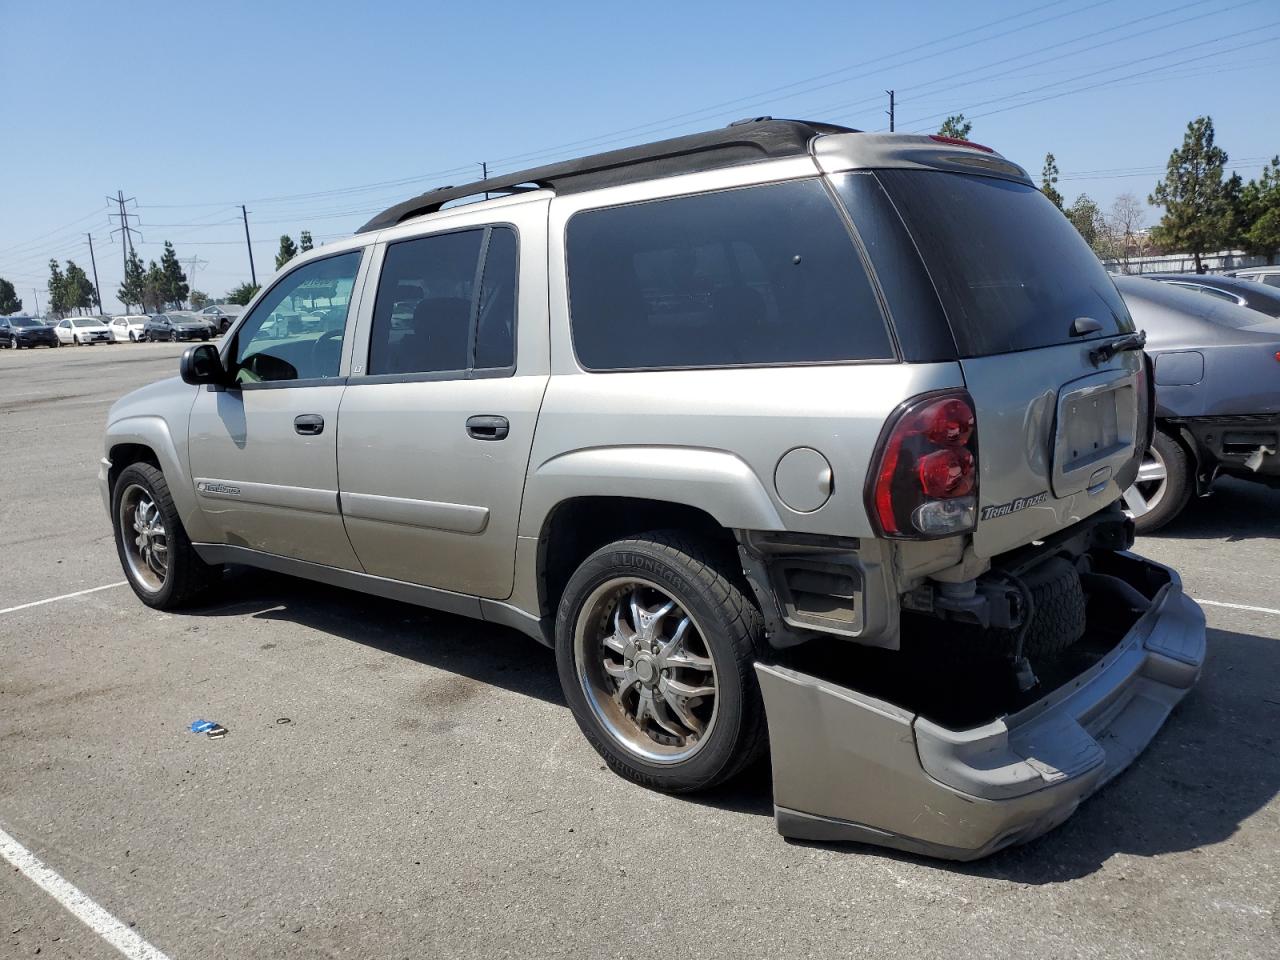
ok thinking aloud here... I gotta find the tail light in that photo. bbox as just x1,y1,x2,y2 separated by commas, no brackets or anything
867,390,978,538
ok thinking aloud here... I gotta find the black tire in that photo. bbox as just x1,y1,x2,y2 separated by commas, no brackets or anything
9,336,18,350
1130,430,1193,534
555,530,766,794
111,461,220,609
49,338,58,348
170,331,178,343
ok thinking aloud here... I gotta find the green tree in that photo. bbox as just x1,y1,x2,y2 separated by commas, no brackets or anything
1149,116,1232,273
275,234,298,270
299,230,313,253
142,261,168,313
227,281,261,305
158,241,189,308
190,289,211,309
48,259,68,317
0,278,21,315
118,249,146,312
1041,153,1064,210
1065,194,1106,251
937,114,972,140
63,261,96,314
1237,156,1280,264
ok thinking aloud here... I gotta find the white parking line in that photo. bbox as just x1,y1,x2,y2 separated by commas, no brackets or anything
1195,598,1280,617
0,825,172,960
0,581,127,616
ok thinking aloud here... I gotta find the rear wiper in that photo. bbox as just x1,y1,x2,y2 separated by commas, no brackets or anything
1089,330,1146,366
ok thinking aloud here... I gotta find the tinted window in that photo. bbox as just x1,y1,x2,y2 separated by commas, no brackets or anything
874,170,1133,356
475,227,517,369
566,179,893,370
1262,274,1280,288
368,226,517,376
232,250,362,384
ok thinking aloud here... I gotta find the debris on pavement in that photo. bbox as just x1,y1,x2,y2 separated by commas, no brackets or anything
190,719,228,738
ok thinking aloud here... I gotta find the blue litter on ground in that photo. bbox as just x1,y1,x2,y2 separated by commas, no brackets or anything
190,720,228,737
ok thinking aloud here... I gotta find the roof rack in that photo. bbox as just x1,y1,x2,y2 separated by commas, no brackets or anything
357,118,858,234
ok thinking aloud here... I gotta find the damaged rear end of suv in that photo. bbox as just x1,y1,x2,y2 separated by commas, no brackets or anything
739,130,1205,859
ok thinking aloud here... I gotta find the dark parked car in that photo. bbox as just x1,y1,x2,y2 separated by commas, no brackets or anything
1116,276,1280,531
197,303,243,333
0,316,59,349
1146,273,1280,318
142,314,211,342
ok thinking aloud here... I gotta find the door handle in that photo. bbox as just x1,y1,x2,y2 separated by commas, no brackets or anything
466,415,509,441
294,414,325,436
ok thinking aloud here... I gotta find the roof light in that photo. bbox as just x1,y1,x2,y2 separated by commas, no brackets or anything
928,134,995,154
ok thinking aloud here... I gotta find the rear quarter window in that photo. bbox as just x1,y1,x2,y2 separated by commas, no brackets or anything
565,178,894,370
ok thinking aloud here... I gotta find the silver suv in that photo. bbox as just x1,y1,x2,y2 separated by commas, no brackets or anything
100,120,1205,860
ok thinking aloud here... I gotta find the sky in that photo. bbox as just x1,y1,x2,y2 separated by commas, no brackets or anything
2,0,1278,314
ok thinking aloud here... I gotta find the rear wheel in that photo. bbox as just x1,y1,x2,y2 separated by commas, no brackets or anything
111,462,220,609
1123,430,1192,534
555,531,766,793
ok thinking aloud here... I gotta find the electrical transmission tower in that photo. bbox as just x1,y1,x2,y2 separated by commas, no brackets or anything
107,190,143,277
179,255,209,307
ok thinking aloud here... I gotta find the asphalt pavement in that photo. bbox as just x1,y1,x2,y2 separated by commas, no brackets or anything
1,341,1278,959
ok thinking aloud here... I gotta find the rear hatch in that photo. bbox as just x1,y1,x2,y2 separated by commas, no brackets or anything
862,168,1145,557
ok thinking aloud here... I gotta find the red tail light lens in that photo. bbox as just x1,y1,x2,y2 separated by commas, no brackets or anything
918,448,975,498
868,391,979,538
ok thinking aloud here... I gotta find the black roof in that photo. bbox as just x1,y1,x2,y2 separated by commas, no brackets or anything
358,118,857,234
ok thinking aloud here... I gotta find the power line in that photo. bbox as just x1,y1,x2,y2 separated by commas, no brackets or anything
899,22,1280,130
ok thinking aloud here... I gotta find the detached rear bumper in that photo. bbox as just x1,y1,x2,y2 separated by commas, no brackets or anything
757,553,1205,860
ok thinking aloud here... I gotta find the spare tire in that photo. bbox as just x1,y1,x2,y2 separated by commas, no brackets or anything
919,556,1087,662
996,556,1087,659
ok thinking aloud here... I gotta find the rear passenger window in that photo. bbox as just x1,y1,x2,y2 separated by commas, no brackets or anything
565,179,893,371
368,226,518,376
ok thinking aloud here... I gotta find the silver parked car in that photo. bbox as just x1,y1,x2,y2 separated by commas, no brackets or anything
1116,276,1280,531
100,120,1205,860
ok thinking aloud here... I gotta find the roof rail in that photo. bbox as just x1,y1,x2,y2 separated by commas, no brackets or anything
357,118,857,234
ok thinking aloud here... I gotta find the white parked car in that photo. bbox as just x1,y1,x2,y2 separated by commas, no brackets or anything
110,315,150,342
55,317,114,345
197,303,244,333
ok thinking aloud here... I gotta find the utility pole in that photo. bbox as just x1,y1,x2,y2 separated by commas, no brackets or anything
179,255,209,307
886,90,895,132
33,289,40,316
86,234,104,313
241,204,257,287
479,161,489,200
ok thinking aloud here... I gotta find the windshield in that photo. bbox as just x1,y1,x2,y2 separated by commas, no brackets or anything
10,318,39,327
868,170,1133,356
71,318,103,327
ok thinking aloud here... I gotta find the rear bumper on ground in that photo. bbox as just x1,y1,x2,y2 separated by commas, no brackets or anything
756,552,1205,860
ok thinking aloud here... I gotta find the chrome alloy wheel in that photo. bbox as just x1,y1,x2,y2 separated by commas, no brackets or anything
1122,447,1168,519
119,483,168,591
573,578,719,764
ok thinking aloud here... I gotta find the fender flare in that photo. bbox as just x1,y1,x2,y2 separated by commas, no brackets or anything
105,415,217,542
521,445,786,538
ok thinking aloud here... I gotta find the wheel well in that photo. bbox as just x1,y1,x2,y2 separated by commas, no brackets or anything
537,497,737,623
107,443,161,493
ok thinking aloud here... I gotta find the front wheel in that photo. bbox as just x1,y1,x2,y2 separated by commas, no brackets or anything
555,531,766,794
111,462,221,609
9,336,18,350
1123,429,1193,534
170,331,179,343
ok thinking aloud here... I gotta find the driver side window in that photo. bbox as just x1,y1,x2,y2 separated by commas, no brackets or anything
232,249,363,385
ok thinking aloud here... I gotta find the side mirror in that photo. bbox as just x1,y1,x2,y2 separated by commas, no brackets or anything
180,343,227,386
